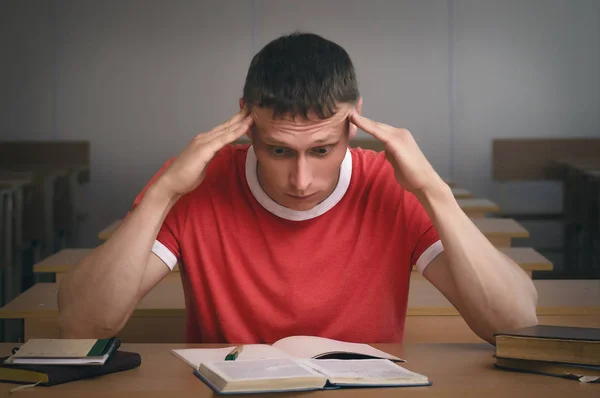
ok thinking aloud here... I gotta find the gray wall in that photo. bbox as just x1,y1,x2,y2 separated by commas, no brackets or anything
2,0,599,254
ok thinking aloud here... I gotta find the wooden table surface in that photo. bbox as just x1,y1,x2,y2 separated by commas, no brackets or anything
1,342,598,397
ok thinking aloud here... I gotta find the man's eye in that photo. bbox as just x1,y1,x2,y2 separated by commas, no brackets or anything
271,147,290,156
310,146,332,156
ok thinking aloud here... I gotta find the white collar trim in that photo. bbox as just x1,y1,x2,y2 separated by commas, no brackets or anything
245,146,353,221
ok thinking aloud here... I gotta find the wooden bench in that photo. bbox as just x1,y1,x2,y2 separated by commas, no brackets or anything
34,246,550,284
0,279,596,343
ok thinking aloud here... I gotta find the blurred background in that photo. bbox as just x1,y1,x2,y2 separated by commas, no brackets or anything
0,0,598,342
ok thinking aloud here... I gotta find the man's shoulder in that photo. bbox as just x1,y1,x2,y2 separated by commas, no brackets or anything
348,146,393,181
349,146,387,166
155,143,250,177
204,143,250,177
347,145,414,205
134,144,250,207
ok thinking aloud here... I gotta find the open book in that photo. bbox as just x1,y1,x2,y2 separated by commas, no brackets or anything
172,336,430,394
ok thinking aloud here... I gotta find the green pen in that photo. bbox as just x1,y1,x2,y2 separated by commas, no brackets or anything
225,345,244,361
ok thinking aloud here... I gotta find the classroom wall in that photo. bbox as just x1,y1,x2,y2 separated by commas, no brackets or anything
0,0,57,139
454,0,600,258
1,0,599,252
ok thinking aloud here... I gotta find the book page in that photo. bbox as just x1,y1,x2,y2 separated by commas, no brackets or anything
172,344,293,369
13,339,98,358
208,358,324,381
304,359,428,383
272,336,402,361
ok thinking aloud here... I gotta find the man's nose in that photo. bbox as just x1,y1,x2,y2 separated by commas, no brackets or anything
290,157,312,192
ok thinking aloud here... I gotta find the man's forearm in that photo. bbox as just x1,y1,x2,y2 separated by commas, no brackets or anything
416,180,538,341
57,184,179,337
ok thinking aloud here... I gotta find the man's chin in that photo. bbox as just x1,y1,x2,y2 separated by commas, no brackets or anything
286,203,317,211
279,195,322,211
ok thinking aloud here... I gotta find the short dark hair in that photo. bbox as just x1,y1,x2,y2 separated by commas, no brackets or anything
242,32,359,120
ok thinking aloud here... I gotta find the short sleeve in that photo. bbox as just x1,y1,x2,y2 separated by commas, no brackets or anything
403,191,444,274
126,158,185,270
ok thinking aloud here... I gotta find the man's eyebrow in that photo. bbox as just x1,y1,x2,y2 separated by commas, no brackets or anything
263,138,291,147
312,134,337,144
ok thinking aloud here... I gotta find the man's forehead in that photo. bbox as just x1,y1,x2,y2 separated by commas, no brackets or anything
251,105,352,130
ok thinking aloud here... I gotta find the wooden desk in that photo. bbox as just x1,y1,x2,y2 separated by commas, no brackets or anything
0,168,64,258
0,178,31,305
555,158,600,277
456,199,500,218
1,279,597,343
1,342,598,397
451,187,472,199
35,247,550,283
470,218,529,247
98,219,121,240
497,247,553,275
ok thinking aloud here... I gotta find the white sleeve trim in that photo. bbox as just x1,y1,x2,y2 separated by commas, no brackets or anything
151,240,178,271
415,240,445,274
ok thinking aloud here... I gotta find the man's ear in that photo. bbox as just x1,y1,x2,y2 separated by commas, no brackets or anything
239,98,245,110
348,97,363,139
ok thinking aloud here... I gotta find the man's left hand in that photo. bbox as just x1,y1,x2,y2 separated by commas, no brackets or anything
349,111,445,195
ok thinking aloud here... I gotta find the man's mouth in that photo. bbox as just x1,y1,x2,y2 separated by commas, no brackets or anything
287,193,316,200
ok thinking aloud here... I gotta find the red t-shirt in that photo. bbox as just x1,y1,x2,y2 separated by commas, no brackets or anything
132,144,442,344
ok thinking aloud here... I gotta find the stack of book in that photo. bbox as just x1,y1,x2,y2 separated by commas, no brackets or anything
493,325,600,383
0,337,141,387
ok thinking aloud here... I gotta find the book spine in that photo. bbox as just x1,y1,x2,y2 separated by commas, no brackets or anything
103,338,121,358
88,338,120,357
88,339,110,357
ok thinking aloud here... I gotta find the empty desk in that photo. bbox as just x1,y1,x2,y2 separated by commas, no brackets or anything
450,187,472,199
456,199,500,218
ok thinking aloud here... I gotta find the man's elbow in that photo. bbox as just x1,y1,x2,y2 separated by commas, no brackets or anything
57,287,125,339
484,305,538,345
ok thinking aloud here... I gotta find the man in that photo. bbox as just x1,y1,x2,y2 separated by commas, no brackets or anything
57,32,538,345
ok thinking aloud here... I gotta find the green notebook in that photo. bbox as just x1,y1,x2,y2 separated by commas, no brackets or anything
3,338,120,366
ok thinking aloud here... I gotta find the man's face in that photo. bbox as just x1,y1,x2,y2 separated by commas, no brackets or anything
249,103,357,211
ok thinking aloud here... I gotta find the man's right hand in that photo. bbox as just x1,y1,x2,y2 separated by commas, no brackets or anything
155,107,254,199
